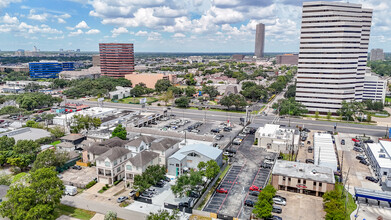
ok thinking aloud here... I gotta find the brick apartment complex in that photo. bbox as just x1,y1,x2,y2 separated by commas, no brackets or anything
99,43,135,77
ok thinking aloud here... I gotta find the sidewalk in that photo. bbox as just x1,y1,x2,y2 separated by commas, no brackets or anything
61,195,146,220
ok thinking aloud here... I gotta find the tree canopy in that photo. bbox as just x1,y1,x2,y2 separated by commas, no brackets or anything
252,185,276,219
175,97,190,108
202,85,219,100
147,209,179,220
70,115,102,133
111,124,127,140
133,165,166,192
272,98,308,116
154,79,172,93
31,149,69,172
0,167,64,220
7,140,41,170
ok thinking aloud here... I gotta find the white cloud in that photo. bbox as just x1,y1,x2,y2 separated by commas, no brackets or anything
135,30,148,36
69,29,83,36
147,31,161,41
173,33,185,38
0,0,21,9
86,29,100,34
1,13,19,24
27,9,48,22
111,27,128,37
75,21,89,29
57,18,66,24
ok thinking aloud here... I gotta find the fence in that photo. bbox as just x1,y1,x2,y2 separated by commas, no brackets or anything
134,196,152,204
76,160,90,167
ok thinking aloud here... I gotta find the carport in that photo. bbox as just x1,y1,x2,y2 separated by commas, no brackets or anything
355,187,391,207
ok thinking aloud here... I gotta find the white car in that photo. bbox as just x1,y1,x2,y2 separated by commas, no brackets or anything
273,197,286,206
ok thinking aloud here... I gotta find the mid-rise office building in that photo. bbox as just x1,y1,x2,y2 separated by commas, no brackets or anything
29,61,75,79
99,43,134,77
370,48,385,61
363,74,386,104
254,23,265,58
296,2,373,113
276,54,299,65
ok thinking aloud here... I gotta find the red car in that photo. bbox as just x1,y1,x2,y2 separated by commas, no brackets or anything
249,185,262,192
216,188,228,194
352,138,360,142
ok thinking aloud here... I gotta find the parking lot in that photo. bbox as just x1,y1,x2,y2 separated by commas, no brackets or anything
203,133,276,219
335,133,381,194
277,191,325,220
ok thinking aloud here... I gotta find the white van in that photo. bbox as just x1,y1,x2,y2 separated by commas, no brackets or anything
64,185,77,196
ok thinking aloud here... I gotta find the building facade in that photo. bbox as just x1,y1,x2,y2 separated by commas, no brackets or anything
254,23,265,58
272,160,335,197
29,62,75,78
125,73,177,89
96,147,132,185
295,2,373,113
254,124,299,153
370,48,385,61
99,43,134,77
363,74,386,104
276,54,299,65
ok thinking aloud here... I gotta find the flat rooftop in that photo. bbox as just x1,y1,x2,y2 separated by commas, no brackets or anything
272,160,335,184
0,127,51,142
367,141,391,169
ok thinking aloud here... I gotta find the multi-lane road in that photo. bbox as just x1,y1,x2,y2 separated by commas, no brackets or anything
74,100,388,137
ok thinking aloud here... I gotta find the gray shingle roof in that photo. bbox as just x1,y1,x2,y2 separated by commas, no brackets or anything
96,147,130,162
100,137,128,148
60,133,85,141
84,145,110,155
126,135,156,147
150,138,181,152
129,150,159,168
57,142,75,149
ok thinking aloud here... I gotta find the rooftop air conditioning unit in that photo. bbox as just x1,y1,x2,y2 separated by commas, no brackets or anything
379,154,386,158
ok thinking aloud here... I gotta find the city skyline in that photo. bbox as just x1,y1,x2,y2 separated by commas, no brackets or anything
0,0,390,52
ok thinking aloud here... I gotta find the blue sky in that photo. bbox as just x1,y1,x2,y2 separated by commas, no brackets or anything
0,0,390,52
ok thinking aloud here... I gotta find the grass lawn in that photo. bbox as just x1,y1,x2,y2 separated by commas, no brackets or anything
54,204,96,220
335,184,357,220
118,97,158,104
50,140,61,146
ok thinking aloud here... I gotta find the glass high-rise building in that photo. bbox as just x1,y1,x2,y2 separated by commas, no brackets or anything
99,43,135,78
295,1,373,113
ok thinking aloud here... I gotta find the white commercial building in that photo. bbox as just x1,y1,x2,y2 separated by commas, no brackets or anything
109,86,131,100
254,124,299,153
296,1,373,113
53,107,117,127
363,74,386,104
313,133,338,172
366,141,391,178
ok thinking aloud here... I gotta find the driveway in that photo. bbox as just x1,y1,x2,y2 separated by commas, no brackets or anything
277,191,325,220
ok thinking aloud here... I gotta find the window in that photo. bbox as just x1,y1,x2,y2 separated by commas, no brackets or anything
159,158,161,162
105,161,110,167
124,155,127,160
126,165,132,171
298,179,301,184
313,182,316,186
117,167,121,172
187,152,200,157
282,177,286,181
113,160,118,166
319,183,322,187
288,177,291,182
303,180,306,185
176,164,179,167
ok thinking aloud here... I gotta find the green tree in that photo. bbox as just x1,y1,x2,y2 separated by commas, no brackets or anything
168,86,183,97
0,167,64,220
147,209,179,220
185,86,196,97
315,111,319,119
327,111,332,120
155,79,172,93
272,98,308,116
284,84,296,98
24,83,41,92
204,160,220,180
160,90,174,106
49,126,65,138
133,165,166,192
31,149,69,172
252,185,276,219
104,211,117,220
111,124,127,140
70,115,102,133
0,136,15,165
240,85,268,102
202,85,219,100
7,140,40,170
175,97,190,108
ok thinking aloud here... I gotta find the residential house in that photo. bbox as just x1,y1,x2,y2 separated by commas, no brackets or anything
60,134,86,145
96,147,132,185
125,135,156,156
56,142,75,152
150,138,181,166
124,150,160,187
82,137,127,163
167,143,223,176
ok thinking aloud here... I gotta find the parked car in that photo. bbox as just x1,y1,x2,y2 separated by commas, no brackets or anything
191,129,200,133
216,188,228,194
164,176,171,182
365,176,379,183
141,191,153,198
155,181,165,188
353,147,363,152
129,190,137,197
352,138,360,142
273,195,286,201
356,155,366,160
272,206,282,214
273,197,286,206
117,196,128,203
215,134,224,140
364,139,374,143
341,139,345,145
211,128,220,133
72,165,82,170
223,152,233,157
232,138,242,145
250,191,259,196
225,149,237,154
359,160,369,166
190,191,200,198
305,159,314,164
261,162,273,169
266,216,283,220
64,185,77,196
307,141,311,144
223,127,232,132
249,185,262,192
244,200,254,207
302,128,310,132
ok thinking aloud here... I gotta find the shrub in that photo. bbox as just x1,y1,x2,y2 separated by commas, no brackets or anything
114,179,123,186
157,103,161,106
86,180,97,189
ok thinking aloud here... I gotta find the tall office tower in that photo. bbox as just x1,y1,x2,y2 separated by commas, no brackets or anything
99,43,135,77
295,1,372,113
370,48,385,61
254,23,265,58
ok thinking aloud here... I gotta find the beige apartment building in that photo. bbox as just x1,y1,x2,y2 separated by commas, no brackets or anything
125,73,177,89
272,160,335,197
